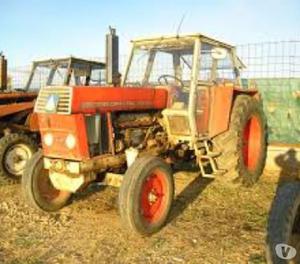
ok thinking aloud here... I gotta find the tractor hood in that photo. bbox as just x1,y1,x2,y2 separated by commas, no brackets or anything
35,85,169,115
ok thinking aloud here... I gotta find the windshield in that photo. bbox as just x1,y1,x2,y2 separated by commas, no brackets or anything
124,40,195,87
124,40,236,88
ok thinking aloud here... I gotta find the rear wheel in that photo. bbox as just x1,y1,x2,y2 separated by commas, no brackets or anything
213,95,267,186
266,182,300,264
22,150,71,212
0,133,38,184
119,156,174,235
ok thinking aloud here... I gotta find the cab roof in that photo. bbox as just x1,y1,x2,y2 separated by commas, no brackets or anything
32,56,106,69
131,33,235,49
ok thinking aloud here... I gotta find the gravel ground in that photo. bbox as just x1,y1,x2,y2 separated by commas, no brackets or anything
0,171,280,264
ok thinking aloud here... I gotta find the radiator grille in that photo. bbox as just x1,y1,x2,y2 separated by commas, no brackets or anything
34,86,72,114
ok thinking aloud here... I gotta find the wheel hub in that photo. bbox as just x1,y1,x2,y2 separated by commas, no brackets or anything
140,170,167,223
4,144,33,176
148,190,158,204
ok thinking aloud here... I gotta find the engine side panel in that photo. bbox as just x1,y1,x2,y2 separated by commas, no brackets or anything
71,86,168,114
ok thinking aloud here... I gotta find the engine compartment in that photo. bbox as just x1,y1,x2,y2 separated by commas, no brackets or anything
85,111,169,159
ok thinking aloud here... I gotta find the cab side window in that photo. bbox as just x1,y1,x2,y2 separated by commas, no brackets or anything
216,54,235,80
199,43,213,81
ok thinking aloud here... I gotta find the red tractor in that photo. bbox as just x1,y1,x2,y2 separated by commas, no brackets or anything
22,34,267,235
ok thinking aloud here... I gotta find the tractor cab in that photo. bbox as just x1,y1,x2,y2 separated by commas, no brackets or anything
122,34,245,143
24,57,106,91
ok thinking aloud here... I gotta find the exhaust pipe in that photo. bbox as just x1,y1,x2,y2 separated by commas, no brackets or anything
105,27,120,86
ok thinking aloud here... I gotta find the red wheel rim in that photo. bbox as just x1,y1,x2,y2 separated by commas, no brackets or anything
140,169,168,223
242,115,262,171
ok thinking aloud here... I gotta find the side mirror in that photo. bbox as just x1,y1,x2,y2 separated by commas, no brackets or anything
211,47,228,60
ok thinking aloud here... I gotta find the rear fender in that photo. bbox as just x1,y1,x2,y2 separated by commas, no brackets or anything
208,86,259,138
232,87,260,100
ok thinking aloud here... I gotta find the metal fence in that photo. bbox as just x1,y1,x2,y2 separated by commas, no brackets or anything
236,41,300,144
8,65,31,89
6,40,300,144
237,40,300,79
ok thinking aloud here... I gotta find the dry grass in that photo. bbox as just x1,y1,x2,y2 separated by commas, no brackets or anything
0,170,280,264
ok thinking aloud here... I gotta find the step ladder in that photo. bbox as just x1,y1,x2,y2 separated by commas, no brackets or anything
195,139,226,178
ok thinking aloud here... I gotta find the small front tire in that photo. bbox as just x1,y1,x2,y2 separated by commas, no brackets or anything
119,156,174,235
22,150,71,212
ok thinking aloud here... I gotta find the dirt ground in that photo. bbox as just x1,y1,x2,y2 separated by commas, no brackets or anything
0,170,281,264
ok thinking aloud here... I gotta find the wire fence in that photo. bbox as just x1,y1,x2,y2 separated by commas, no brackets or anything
8,65,31,90
238,40,300,79
236,40,300,143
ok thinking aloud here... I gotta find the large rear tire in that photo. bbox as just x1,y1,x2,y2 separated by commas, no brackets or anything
266,182,300,264
22,150,71,212
0,133,38,184
119,156,174,235
213,95,267,186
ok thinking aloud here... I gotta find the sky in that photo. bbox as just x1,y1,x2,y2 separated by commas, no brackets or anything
1,0,299,67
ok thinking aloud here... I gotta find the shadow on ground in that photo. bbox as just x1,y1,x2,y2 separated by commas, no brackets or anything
71,183,107,203
70,162,214,229
275,148,300,184
168,175,213,224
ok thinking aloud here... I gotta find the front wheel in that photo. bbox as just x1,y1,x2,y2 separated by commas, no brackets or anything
22,150,71,212
119,156,174,235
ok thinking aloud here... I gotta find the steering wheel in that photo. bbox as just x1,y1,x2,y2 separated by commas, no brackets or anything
157,74,185,89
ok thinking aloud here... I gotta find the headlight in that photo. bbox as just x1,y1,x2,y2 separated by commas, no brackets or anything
65,134,76,149
44,133,53,146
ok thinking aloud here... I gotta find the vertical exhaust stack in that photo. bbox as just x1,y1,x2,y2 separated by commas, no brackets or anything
0,53,7,90
105,27,119,86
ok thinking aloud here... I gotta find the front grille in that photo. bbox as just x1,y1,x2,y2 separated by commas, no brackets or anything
34,86,72,114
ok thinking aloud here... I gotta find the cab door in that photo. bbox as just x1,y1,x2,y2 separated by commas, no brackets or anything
196,85,210,135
